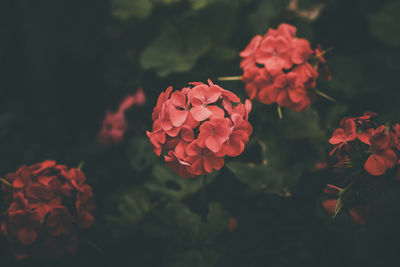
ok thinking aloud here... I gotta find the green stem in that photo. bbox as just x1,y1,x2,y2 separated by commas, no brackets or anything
77,161,85,170
314,89,336,102
217,76,242,81
277,105,283,120
0,178,12,187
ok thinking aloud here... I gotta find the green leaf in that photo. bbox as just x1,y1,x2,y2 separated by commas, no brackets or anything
156,0,185,4
278,108,320,139
248,0,288,34
227,161,303,195
369,1,400,47
188,0,217,10
143,202,230,246
207,45,238,61
146,164,215,200
111,0,153,21
140,23,212,77
140,4,237,77
127,136,156,172
106,187,153,237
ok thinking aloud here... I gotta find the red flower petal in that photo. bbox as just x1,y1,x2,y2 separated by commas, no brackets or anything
190,106,212,121
349,205,370,225
17,227,37,245
364,154,387,176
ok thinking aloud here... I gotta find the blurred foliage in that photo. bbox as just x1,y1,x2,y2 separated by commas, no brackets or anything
2,0,400,266
368,0,400,47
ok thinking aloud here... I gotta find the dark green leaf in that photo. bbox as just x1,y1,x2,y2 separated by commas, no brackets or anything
146,164,216,200
111,0,153,21
369,1,400,47
127,136,156,172
143,202,230,246
106,187,153,237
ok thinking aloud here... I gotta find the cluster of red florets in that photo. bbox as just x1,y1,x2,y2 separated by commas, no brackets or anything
0,160,95,258
146,80,253,178
239,23,328,111
98,88,146,146
329,112,400,177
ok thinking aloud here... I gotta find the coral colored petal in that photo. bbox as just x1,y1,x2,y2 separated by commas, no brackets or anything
323,184,342,195
377,149,397,168
357,128,374,145
179,126,194,142
168,105,188,127
186,141,202,156
240,35,262,57
170,91,187,108
329,129,345,144
204,155,224,173
364,154,387,176
205,135,224,153
207,105,225,119
321,199,338,216
288,88,305,103
18,227,37,245
276,90,292,107
190,106,212,121
349,206,370,225
221,89,240,103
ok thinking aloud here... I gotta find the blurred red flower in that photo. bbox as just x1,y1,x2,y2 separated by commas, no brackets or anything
0,161,95,258
239,23,330,111
98,88,146,146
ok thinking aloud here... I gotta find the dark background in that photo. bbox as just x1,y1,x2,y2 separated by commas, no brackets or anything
1,0,400,266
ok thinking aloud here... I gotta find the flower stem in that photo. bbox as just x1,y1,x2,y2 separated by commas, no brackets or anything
201,175,207,222
277,105,283,120
217,76,242,81
314,89,336,102
77,161,85,170
0,178,12,187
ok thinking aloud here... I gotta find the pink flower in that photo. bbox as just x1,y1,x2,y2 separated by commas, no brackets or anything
147,80,253,177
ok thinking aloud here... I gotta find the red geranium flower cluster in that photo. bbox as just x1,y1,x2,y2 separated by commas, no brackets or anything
146,80,253,178
0,160,95,258
329,111,400,177
322,184,370,225
239,23,329,111
98,88,146,146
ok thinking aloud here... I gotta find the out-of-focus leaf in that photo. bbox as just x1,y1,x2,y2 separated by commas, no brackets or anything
227,126,322,195
127,136,156,172
140,4,237,77
143,202,230,246
146,164,216,200
140,23,212,77
207,45,238,61
188,0,217,10
227,161,303,195
156,0,184,4
278,108,320,139
248,0,288,34
106,187,152,237
111,0,153,21
369,1,400,47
